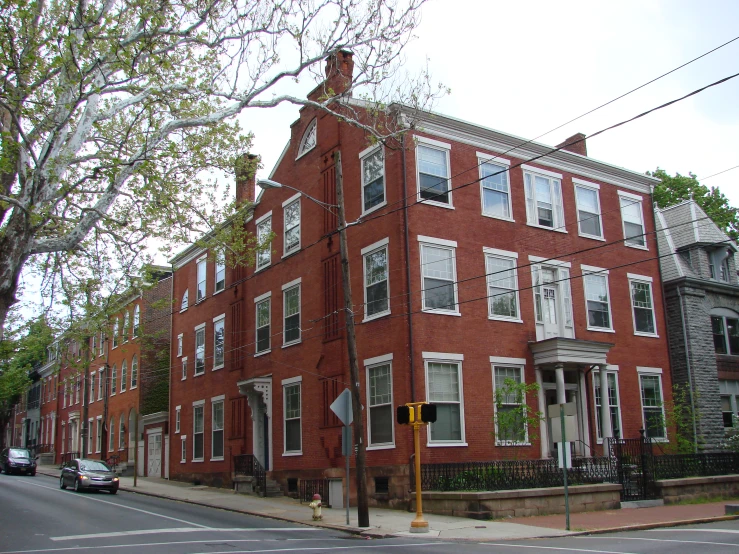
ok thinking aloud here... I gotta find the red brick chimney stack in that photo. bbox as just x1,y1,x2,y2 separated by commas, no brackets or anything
556,133,587,157
324,50,354,95
235,153,259,205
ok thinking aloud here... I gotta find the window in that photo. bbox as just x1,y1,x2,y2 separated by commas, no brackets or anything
719,380,739,429
523,167,564,230
175,407,181,433
180,436,187,463
582,267,613,331
255,295,271,354
574,182,603,239
123,312,130,342
119,415,125,450
283,282,301,345
639,369,666,440
363,240,390,320
366,358,394,447
96,417,102,452
131,355,138,389
212,399,224,459
181,357,188,380
193,403,204,460
195,326,205,375
99,331,105,356
120,360,127,392
213,316,225,368
215,251,225,292
97,369,103,400
283,379,301,453
619,192,646,248
420,238,458,313
712,313,739,355
181,290,189,311
361,147,385,213
196,257,206,302
109,417,115,451
283,196,301,256
89,372,95,404
722,395,735,428
480,159,512,220
88,419,94,454
594,370,622,440
75,376,80,404
177,334,183,357
425,356,464,444
709,248,731,282
111,365,117,395
485,249,520,321
417,143,451,205
112,319,119,348
297,119,316,158
493,365,527,444
133,305,140,337
256,215,272,270
629,275,657,336
91,335,97,360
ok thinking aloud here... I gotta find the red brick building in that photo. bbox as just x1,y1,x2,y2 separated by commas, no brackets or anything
167,52,673,504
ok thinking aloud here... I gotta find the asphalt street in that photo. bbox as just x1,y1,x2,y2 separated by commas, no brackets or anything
3,472,739,553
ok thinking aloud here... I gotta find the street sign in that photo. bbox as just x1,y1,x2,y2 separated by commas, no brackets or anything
548,402,576,418
330,388,353,426
550,415,577,443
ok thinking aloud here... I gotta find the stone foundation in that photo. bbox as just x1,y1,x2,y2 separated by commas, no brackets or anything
656,474,739,504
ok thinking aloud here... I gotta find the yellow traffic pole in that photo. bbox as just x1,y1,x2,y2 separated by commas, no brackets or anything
410,406,429,533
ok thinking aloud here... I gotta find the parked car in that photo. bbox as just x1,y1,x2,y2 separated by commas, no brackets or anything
0,448,37,476
60,458,119,494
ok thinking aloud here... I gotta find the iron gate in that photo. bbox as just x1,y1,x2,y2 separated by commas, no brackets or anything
609,432,657,501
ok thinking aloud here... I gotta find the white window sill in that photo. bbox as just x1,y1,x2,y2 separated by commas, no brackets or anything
175,430,180,434
180,308,188,313
578,232,606,242
362,200,387,217
191,459,204,463
110,392,116,397
634,331,660,338
282,249,300,260
282,340,302,349
363,311,391,324
418,197,454,209
210,457,224,462
587,327,615,334
196,298,206,305
255,264,271,273
489,316,523,324
495,442,531,447
112,346,118,350
212,365,224,371
283,451,303,457
526,223,567,234
481,213,515,223
254,350,271,358
180,460,186,464
367,444,396,451
120,389,126,393
649,437,668,443
193,371,205,378
625,242,648,251
421,309,461,317
427,442,468,447
130,385,138,390
181,377,187,381
213,288,224,296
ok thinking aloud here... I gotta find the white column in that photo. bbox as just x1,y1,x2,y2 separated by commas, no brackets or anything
578,372,591,457
555,364,566,405
536,368,548,459
599,365,613,442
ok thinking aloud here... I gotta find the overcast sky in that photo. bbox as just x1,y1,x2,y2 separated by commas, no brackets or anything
247,0,739,205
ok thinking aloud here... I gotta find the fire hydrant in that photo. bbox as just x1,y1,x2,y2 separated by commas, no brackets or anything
309,493,323,520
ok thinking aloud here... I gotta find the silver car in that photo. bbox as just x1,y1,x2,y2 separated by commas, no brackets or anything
60,458,119,494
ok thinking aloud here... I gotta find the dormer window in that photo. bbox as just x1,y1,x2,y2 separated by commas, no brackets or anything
296,119,317,159
709,248,731,282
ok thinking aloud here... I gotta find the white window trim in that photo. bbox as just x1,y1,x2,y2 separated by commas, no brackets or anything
212,314,225,370
485,249,522,323
521,164,563,179
181,357,188,381
282,380,302,456
416,140,453,209
211,398,225,461
424,357,467,447
194,325,206,376
177,333,183,357
255,210,272,225
295,119,317,160
574,182,605,241
417,235,457,248
196,256,207,303
636,366,663,374
489,356,526,365
618,191,648,251
628,276,659,338
361,237,390,255
478,156,514,222
282,194,301,257
592,367,624,444
483,247,518,259
281,376,302,386
255,212,273,271
627,272,653,282
214,251,226,294
175,406,181,434
362,240,391,322
255,295,271,356
282,283,301,347
130,356,138,390
522,167,567,233
365,359,395,450
419,239,460,316
581,265,615,333
281,277,302,290
254,290,272,303
360,145,387,216
180,435,187,463
192,400,205,462
491,364,530,446
638,369,668,442
527,255,571,268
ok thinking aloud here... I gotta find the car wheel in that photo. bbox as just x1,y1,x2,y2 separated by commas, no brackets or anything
109,489,117,495
60,477,67,489
30,471,36,477
74,478,80,492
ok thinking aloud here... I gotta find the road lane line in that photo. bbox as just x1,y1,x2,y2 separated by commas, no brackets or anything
50,527,319,541
193,545,452,554
477,545,638,554
14,477,209,528
580,536,739,547
651,528,739,534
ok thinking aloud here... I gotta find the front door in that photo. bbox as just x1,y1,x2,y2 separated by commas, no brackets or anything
147,433,161,477
541,269,560,339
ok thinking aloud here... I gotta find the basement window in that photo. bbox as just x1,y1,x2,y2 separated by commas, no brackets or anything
374,476,389,495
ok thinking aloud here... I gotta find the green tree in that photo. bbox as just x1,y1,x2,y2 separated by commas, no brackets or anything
649,168,739,240
493,378,543,457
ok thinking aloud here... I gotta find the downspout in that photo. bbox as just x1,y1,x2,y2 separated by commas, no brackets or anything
676,286,699,453
401,133,416,402
168,269,174,478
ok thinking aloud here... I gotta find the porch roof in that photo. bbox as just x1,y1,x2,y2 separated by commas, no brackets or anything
528,337,614,367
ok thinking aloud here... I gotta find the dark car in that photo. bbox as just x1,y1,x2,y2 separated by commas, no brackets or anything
60,458,119,494
0,448,37,476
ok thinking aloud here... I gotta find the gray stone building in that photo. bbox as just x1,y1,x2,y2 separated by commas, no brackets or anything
656,200,738,450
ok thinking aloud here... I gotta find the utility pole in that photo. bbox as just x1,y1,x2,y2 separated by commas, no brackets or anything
81,360,89,458
334,151,369,528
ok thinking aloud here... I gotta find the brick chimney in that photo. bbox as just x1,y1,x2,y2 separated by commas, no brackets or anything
324,49,354,95
556,133,587,157
234,153,259,205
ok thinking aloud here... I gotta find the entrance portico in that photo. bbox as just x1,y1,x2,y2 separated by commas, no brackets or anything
237,376,273,471
530,337,614,459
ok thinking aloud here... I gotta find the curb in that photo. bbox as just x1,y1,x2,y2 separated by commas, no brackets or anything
565,513,739,537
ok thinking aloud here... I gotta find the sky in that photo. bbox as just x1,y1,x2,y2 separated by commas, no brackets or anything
246,0,739,205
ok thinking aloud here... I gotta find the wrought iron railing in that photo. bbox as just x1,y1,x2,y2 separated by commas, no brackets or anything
233,454,267,496
60,451,80,467
35,443,53,454
299,479,331,506
106,454,121,472
411,457,616,492
653,452,739,480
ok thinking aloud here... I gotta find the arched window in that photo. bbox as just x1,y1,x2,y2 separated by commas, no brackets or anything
119,414,126,450
123,312,130,342
108,417,115,451
296,119,317,158
121,360,127,392
181,290,189,311
131,355,138,389
111,365,117,395
112,319,119,348
133,305,140,337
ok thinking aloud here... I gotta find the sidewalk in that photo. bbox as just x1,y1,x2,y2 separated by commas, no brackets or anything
36,465,739,541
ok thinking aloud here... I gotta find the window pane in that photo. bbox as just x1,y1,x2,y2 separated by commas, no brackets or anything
487,256,517,318
363,151,385,211
370,405,393,444
481,163,509,218
284,201,300,253
369,364,392,405
195,329,205,373
428,363,459,402
430,404,461,441
713,316,728,354
728,318,739,355
284,287,300,343
285,420,301,451
632,281,655,333
585,274,610,328
418,146,449,203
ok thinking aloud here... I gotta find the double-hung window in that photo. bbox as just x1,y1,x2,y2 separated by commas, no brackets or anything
523,166,565,230
362,239,390,320
123,312,130,342
131,355,138,388
480,157,512,220
419,237,459,314
283,377,302,454
628,274,657,336
574,180,603,239
193,401,204,461
255,293,271,354
96,417,102,452
581,266,613,331
175,406,181,433
211,397,224,459
133,305,140,337
417,139,452,206
485,248,520,321
638,368,666,440
111,365,117,394
256,213,272,270
425,354,464,444
180,436,187,463
594,368,622,441
619,191,646,248
194,325,205,375
97,369,103,400
120,360,127,392
711,311,739,355
213,315,225,369
283,196,301,256
109,417,115,451
181,357,188,380
89,372,95,403
365,355,394,448
112,319,119,348
361,146,385,213
177,334,183,357
283,280,301,346
492,362,527,445
215,251,225,292
119,415,126,450
196,257,207,302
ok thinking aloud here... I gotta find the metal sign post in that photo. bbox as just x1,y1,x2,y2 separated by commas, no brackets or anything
330,389,353,526
560,404,569,530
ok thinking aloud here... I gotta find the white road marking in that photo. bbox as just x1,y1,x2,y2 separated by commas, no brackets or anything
478,545,638,554
193,545,451,554
580,535,739,547
50,527,318,541
651,528,739,534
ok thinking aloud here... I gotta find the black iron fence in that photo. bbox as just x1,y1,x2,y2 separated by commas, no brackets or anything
233,454,267,496
653,452,739,480
299,479,331,506
60,451,80,467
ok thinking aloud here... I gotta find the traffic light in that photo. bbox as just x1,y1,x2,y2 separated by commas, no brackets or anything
420,403,437,423
396,405,414,425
